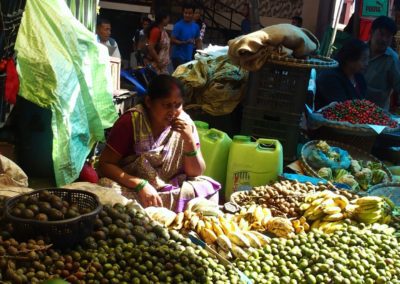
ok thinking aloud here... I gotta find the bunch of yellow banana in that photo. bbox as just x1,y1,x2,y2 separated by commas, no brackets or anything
350,196,393,225
267,217,296,238
168,209,270,259
291,216,310,234
232,204,273,231
310,219,348,234
301,190,350,223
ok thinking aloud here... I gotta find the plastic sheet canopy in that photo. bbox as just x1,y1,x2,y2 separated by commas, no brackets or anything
15,0,118,186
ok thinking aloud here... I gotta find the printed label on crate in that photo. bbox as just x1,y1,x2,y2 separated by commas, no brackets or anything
233,171,252,192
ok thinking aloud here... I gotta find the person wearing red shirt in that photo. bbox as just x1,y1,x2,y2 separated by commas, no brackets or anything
145,12,171,74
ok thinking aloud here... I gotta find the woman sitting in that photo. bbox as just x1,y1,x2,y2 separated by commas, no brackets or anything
315,38,369,110
98,75,219,211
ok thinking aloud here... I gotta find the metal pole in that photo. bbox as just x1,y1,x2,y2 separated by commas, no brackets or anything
249,0,261,32
327,0,344,57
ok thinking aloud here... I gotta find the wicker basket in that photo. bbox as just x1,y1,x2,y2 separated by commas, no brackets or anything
266,54,338,69
5,189,102,248
306,102,400,152
367,183,400,206
300,140,392,184
308,126,377,153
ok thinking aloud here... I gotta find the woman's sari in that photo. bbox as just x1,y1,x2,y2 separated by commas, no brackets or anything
100,105,220,212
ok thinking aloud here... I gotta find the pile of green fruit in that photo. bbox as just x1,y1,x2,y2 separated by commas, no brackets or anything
8,190,93,221
0,202,243,283
235,222,400,284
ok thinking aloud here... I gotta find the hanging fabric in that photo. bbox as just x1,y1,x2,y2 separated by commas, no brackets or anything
16,0,118,186
65,0,98,33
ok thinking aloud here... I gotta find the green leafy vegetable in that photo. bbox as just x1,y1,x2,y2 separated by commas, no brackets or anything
317,167,333,180
350,160,362,173
371,169,389,185
354,168,372,191
336,174,360,190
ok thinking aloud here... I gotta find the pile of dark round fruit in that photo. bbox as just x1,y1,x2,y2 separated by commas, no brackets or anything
9,190,91,221
0,202,243,284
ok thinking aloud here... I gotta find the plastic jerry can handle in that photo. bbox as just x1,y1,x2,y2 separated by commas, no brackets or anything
204,128,224,142
256,139,279,151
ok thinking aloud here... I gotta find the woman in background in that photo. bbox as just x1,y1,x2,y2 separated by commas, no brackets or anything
145,12,170,74
315,38,369,110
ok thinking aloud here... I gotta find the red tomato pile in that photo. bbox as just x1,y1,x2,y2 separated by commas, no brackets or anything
322,100,398,128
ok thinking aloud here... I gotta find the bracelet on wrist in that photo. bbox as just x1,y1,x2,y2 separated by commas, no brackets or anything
183,148,199,157
133,179,148,193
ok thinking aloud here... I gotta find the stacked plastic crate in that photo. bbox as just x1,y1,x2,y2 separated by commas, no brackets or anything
241,63,313,163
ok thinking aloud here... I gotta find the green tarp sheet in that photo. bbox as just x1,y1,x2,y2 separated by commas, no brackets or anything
15,0,118,186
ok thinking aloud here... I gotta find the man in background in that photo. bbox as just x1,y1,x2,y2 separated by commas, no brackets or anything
291,16,303,28
96,18,121,59
364,16,400,110
171,3,202,69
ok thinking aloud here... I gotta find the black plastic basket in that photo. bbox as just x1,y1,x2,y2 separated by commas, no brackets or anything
241,106,302,162
246,64,311,113
5,189,102,248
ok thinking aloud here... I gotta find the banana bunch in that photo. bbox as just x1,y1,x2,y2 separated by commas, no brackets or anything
168,209,270,260
310,219,348,234
234,204,308,238
291,216,310,234
233,204,273,231
301,190,349,223
267,217,296,238
350,196,393,225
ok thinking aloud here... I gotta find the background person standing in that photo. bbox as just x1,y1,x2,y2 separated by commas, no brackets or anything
96,18,121,58
170,3,202,69
145,12,171,74
364,16,400,110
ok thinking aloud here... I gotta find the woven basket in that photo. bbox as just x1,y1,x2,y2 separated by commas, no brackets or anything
5,189,102,248
367,183,400,206
300,140,392,184
308,126,377,153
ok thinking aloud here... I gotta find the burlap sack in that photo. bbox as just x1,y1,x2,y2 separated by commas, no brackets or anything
228,23,319,71
0,155,28,188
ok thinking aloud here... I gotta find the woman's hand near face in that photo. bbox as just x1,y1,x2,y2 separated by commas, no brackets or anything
171,118,206,176
171,118,194,143
138,183,163,208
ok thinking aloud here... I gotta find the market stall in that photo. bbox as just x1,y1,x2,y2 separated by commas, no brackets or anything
1,0,400,283
0,143,399,283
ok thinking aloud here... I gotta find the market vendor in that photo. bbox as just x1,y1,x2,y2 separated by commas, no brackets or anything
315,39,369,110
98,75,220,211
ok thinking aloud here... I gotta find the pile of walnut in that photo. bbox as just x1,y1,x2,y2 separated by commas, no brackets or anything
232,180,359,219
